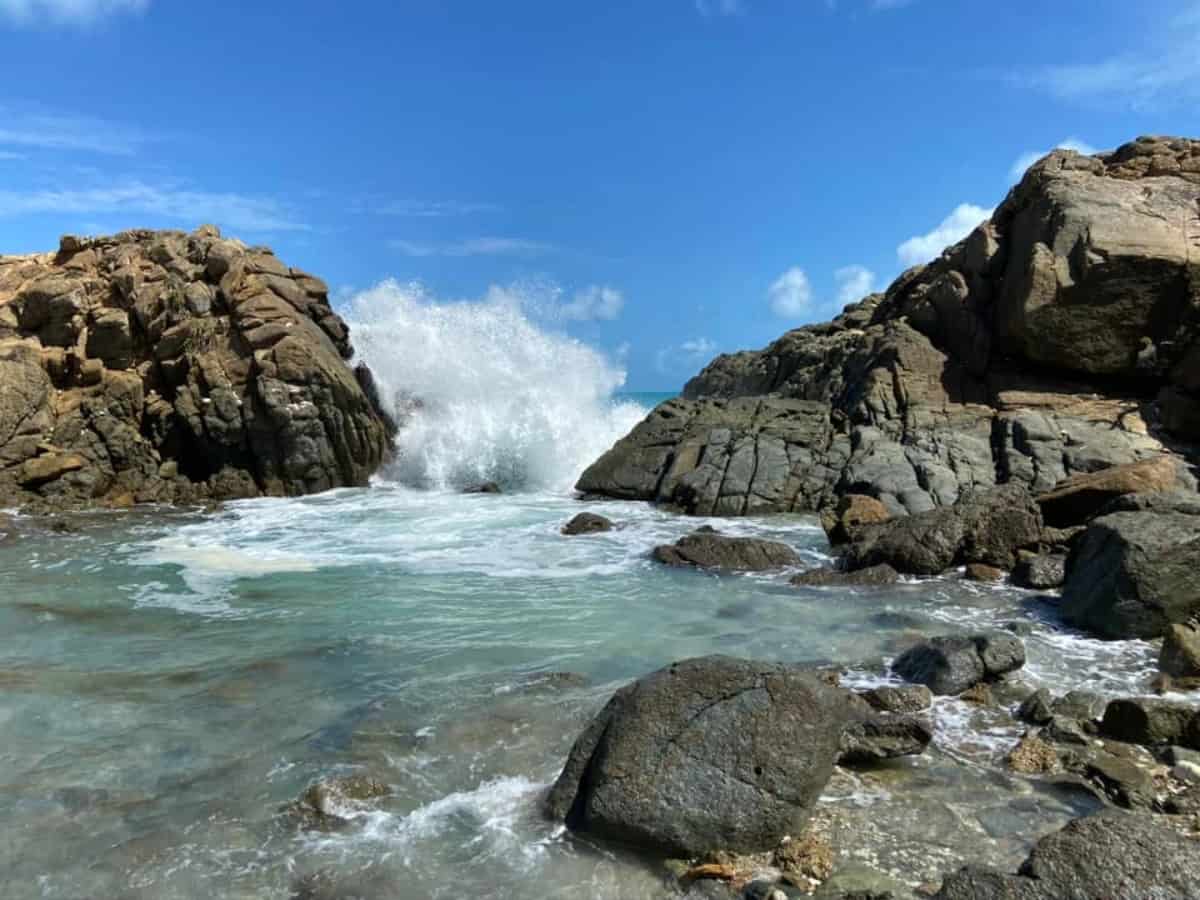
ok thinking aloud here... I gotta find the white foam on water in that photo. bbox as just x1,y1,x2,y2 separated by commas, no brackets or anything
346,280,648,492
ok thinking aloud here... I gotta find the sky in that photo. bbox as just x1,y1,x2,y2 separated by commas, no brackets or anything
0,0,1197,390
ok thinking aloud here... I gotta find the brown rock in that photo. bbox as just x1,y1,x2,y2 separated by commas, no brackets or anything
17,453,85,487
822,494,890,545
1007,734,1060,774
773,830,835,886
964,563,1005,582
1160,624,1200,678
1037,456,1183,527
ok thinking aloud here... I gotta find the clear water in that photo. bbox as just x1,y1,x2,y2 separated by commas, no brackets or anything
0,289,1184,899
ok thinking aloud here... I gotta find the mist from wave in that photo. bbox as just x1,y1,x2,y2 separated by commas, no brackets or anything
346,280,647,493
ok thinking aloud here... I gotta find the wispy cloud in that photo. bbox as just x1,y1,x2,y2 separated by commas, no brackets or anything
0,179,308,232
359,199,500,217
871,0,915,9
0,0,148,26
695,0,744,17
0,105,150,155
1008,138,1098,182
768,266,814,318
834,264,876,306
560,285,625,321
897,203,992,267
391,236,553,257
1014,4,1200,108
656,337,717,374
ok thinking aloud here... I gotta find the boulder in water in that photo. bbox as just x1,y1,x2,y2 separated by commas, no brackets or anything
857,684,933,714
892,633,1025,696
1160,624,1200,678
1100,698,1200,748
1011,553,1066,590
821,494,891,545
790,564,900,587
561,512,614,535
462,481,502,494
652,531,801,573
544,656,849,856
838,713,933,765
286,774,391,830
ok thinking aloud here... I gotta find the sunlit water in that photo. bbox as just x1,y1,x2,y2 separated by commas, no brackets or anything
0,289,1184,898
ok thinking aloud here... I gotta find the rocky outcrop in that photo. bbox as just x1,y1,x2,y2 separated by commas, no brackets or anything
0,227,394,508
652,530,801,572
1060,497,1200,638
934,811,1200,899
544,656,850,857
577,137,1200,522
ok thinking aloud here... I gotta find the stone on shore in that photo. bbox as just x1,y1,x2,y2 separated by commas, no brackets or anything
544,656,849,856
653,531,801,572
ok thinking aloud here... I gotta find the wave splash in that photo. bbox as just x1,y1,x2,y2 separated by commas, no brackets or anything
346,280,646,492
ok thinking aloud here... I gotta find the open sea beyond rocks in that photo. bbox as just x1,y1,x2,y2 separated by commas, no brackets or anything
0,394,1162,898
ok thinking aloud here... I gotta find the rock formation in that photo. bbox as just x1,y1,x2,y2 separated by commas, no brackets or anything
0,227,394,509
577,137,1200,521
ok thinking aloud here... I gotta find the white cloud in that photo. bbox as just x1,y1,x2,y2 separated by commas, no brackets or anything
1008,138,1098,181
872,0,915,8
391,237,553,257
362,199,499,217
896,203,992,267
695,0,744,16
656,337,717,374
834,264,875,306
768,266,814,318
0,180,308,232
0,0,148,26
560,285,624,321
0,106,149,155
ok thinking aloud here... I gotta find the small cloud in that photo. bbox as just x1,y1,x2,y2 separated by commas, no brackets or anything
896,203,992,267
834,265,876,307
0,0,149,26
695,0,744,17
0,179,308,233
0,105,150,156
391,237,553,257
560,285,624,321
361,199,500,217
656,337,717,374
872,0,915,8
1008,138,1098,181
768,266,814,318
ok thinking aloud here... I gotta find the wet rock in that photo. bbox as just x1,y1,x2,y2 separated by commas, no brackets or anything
653,531,801,573
1010,553,1066,590
790,564,900,587
838,714,933,765
462,481,502,494
965,563,1005,582
544,656,849,856
1061,502,1200,639
857,684,932,714
1036,456,1185,528
1052,691,1106,723
1018,689,1055,726
286,774,391,830
821,494,890,546
773,830,835,887
934,810,1200,899
841,485,1042,576
960,682,997,706
561,512,614,535
892,633,1025,696
1101,698,1200,748
1008,734,1061,775
1038,716,1092,747
1160,624,1200,678
1080,752,1157,810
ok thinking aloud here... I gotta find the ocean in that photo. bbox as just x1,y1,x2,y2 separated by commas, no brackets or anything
0,294,1161,899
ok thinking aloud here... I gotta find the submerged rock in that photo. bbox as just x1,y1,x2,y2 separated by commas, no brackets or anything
892,633,1025,696
857,684,933,714
544,656,849,856
286,774,391,830
652,531,801,572
462,481,502,494
790,564,900,587
935,810,1200,899
561,512,614,535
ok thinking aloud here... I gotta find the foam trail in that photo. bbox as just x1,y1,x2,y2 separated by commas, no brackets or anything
346,280,647,492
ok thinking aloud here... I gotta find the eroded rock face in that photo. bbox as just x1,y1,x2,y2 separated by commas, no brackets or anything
544,656,850,857
577,137,1199,520
0,228,394,508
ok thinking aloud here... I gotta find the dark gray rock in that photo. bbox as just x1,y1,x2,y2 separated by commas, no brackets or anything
841,485,1042,576
1100,698,1199,748
892,633,1025,695
1052,691,1106,723
653,531,801,572
838,714,933,765
1011,554,1066,590
857,684,933,714
935,810,1200,899
790,564,900,587
1061,504,1200,639
1018,689,1055,725
544,656,849,856
561,512,614,535
462,481,502,494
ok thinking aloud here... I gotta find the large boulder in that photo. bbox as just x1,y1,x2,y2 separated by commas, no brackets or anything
840,484,1042,576
935,810,1200,899
0,228,394,508
1100,698,1200,749
652,531,801,572
892,633,1025,696
1060,501,1200,639
1036,456,1188,528
544,656,850,857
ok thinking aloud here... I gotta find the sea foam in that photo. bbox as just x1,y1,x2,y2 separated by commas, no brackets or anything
347,280,646,492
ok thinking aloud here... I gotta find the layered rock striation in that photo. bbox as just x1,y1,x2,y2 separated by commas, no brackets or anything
0,227,394,508
578,137,1200,518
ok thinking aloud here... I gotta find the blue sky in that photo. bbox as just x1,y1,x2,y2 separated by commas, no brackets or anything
1,0,1197,389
